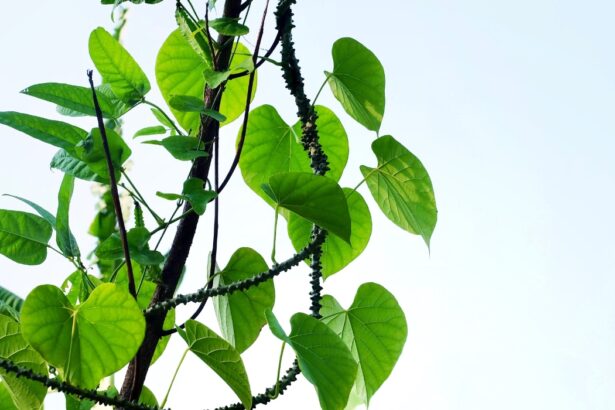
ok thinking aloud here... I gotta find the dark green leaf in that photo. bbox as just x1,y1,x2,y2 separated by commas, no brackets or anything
144,136,207,161
20,82,130,119
0,210,52,265
133,125,167,139
50,150,105,182
156,178,216,215
0,286,23,313
204,68,231,89
266,311,357,410
208,17,249,36
262,172,351,243
239,105,348,209
150,107,174,128
321,283,408,406
89,27,151,102
0,112,86,154
180,320,252,409
21,284,145,389
56,174,80,257
96,227,164,266
213,248,274,352
2,194,56,227
0,315,47,410
327,37,385,132
168,95,227,121
156,29,255,129
74,128,132,181
360,135,437,246
287,188,371,278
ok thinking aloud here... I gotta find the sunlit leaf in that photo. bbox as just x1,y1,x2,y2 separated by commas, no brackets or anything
56,174,80,257
133,125,167,139
321,283,407,407
360,135,437,246
327,38,385,132
0,210,52,265
21,283,145,388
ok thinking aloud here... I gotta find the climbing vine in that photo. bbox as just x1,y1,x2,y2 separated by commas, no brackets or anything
0,0,437,409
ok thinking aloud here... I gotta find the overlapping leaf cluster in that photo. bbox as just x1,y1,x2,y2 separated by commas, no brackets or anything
0,1,437,409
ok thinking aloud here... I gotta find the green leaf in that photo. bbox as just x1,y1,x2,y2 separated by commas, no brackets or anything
96,227,164,266
203,68,231,89
0,112,86,154
213,248,274,352
180,320,252,410
156,178,216,215
144,136,208,161
239,105,348,208
266,311,357,410
138,385,158,407
208,17,249,36
2,194,56,228
133,125,167,139
156,29,256,129
176,8,214,67
61,271,102,306
0,210,52,265
50,150,105,182
287,188,371,278
89,27,150,102
321,283,408,407
56,174,80,257
150,107,174,128
360,135,437,246
327,37,385,132
75,128,132,182
168,95,227,122
20,283,145,388
20,82,130,119
0,315,47,410
262,172,351,243
0,286,23,313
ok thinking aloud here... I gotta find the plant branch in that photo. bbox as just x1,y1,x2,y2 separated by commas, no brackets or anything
87,70,137,300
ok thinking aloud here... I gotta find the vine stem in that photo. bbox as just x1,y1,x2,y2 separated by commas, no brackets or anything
87,70,137,300
311,74,329,108
121,171,163,224
160,348,189,408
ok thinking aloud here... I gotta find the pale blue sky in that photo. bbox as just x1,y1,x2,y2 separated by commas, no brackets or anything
0,1,614,409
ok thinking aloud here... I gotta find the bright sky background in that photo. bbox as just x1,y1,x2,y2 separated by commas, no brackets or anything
1,1,614,409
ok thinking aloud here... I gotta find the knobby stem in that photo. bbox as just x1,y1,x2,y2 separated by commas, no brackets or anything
160,348,189,408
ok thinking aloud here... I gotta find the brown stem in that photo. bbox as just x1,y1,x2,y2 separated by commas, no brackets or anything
118,0,244,402
87,71,136,299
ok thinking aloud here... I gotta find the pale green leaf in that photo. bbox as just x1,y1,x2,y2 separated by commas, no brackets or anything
287,188,371,278
0,315,47,410
213,248,274,352
180,320,252,410
208,17,249,36
360,135,437,246
0,210,52,265
327,38,385,132
239,105,348,209
321,283,407,407
133,126,167,139
266,311,357,410
262,172,351,243
20,283,145,388
89,27,150,102
156,29,255,130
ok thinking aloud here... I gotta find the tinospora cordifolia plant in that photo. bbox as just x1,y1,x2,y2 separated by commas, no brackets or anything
0,0,437,408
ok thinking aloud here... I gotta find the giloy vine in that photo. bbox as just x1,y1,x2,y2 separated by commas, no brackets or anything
0,0,437,408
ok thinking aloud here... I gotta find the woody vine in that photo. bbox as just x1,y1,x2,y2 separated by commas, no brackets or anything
0,0,437,409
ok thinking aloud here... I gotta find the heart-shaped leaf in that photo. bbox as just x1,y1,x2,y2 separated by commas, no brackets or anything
326,37,385,132
266,311,357,410
262,172,351,243
287,188,371,278
180,320,252,410
156,28,256,130
360,135,437,246
89,27,150,103
0,314,47,410
321,283,407,407
0,210,52,265
213,247,274,352
239,105,348,209
20,283,145,388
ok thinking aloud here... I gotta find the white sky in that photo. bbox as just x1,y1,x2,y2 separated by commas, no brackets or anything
1,0,614,409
